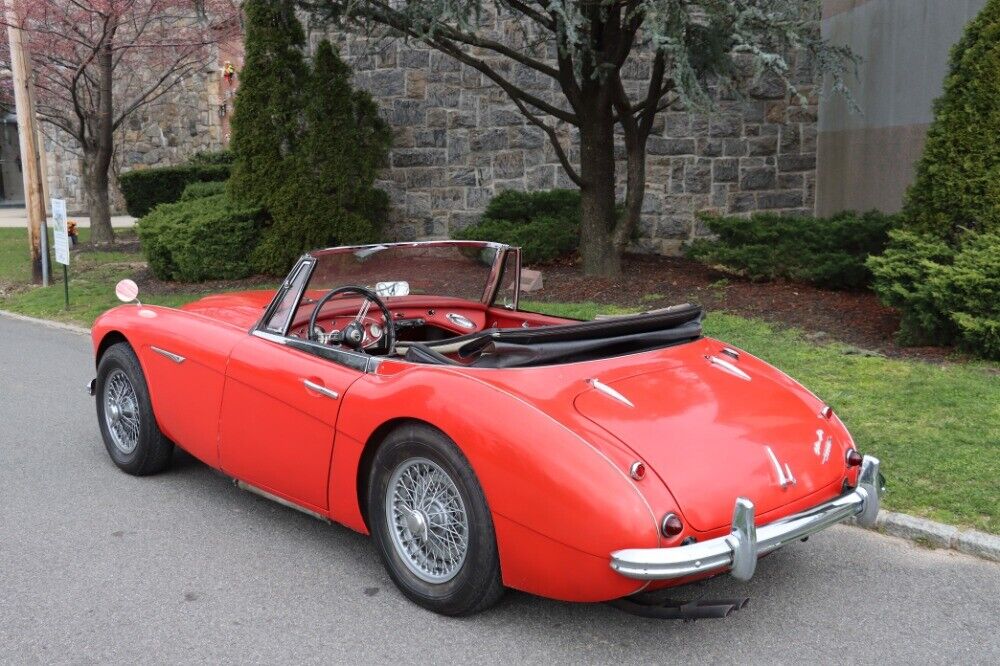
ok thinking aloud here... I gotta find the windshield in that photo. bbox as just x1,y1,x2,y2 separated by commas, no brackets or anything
305,242,502,302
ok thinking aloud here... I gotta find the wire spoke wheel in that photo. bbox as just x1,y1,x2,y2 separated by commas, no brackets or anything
385,457,469,584
103,368,140,455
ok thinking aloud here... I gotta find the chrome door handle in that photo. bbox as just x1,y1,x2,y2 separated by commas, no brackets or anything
303,380,339,400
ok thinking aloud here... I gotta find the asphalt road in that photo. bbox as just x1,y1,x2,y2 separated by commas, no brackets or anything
1,313,998,665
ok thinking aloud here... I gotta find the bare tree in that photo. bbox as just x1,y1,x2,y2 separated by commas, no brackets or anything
1,0,241,243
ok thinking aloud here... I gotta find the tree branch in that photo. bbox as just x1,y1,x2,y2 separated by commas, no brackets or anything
508,94,582,187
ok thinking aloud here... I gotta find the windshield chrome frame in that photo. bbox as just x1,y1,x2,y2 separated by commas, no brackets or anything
487,246,522,311
306,240,510,306
256,255,316,337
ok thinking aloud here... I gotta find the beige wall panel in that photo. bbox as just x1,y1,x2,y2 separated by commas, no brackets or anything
817,124,928,216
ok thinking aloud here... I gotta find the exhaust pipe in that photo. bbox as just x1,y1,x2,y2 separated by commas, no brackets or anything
608,595,750,620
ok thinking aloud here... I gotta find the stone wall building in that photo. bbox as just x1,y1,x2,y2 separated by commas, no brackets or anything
326,25,820,254
14,10,820,253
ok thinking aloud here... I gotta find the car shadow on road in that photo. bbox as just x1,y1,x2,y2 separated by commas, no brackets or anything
160,447,803,623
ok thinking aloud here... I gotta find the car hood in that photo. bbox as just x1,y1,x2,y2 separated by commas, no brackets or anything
571,346,852,531
179,290,276,329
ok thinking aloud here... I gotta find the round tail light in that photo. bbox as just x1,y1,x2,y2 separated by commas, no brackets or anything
629,461,646,481
846,449,863,467
661,513,684,538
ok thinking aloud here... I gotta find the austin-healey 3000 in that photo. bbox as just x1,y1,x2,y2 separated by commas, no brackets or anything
89,240,882,616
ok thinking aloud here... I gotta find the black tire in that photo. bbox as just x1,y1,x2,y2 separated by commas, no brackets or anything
95,342,174,476
367,423,504,616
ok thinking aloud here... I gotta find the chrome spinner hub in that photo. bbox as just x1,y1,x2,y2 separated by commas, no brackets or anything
385,457,469,584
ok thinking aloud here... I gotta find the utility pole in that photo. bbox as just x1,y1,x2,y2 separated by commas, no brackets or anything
6,7,48,285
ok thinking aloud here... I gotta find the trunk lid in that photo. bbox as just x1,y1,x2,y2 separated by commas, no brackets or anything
573,350,848,531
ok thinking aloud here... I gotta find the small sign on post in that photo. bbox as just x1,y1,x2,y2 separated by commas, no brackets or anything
51,198,70,308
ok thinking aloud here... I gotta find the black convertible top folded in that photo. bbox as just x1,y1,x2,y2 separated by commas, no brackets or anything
457,304,703,368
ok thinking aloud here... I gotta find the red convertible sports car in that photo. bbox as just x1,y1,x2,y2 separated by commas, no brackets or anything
89,240,883,616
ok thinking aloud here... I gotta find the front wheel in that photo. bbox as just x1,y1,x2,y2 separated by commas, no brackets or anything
367,423,504,616
95,342,174,475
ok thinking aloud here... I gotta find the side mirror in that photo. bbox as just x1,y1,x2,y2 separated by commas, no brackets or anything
115,279,140,305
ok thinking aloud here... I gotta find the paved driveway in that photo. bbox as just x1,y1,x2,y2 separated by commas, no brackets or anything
0,314,997,664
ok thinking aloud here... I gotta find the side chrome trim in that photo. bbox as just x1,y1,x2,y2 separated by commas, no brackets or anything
235,479,330,523
303,379,339,400
610,455,882,581
150,346,185,364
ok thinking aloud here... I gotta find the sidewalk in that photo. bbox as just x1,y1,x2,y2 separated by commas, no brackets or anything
0,207,135,228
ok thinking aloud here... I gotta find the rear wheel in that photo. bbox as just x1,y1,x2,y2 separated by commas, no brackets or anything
367,423,504,616
96,342,173,475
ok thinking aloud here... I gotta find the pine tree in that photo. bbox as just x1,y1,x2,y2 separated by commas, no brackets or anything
227,0,309,208
252,39,392,274
902,0,1000,241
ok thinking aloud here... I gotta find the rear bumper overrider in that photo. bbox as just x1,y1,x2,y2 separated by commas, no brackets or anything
610,455,882,581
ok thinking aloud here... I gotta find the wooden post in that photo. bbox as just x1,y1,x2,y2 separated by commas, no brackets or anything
6,9,48,285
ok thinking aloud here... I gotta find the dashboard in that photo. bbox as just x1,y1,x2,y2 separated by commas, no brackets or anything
287,299,489,349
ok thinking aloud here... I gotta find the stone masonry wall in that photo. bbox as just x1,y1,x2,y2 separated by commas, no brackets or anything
325,21,819,255
41,65,228,214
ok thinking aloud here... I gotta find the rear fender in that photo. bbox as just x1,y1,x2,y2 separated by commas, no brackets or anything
331,364,661,600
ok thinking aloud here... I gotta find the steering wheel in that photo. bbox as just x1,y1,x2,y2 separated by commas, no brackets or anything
308,285,396,355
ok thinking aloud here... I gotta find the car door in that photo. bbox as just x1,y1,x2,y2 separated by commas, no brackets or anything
218,332,364,512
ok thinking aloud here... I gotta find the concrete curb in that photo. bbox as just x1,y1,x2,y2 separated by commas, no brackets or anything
2,309,998,565
849,510,1000,563
0,309,91,336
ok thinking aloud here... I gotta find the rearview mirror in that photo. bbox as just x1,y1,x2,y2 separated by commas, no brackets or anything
375,281,410,297
115,279,140,304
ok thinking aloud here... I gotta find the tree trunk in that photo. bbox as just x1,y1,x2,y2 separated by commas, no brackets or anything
615,129,646,251
578,114,621,277
87,41,116,244
85,152,114,244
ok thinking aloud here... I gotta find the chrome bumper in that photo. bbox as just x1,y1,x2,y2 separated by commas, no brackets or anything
610,455,882,581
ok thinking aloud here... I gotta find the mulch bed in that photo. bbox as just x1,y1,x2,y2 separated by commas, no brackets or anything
530,254,957,362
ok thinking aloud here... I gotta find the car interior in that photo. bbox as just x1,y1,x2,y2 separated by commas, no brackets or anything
266,243,703,369
288,294,703,369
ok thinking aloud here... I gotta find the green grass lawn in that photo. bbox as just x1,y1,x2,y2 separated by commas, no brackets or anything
527,301,1000,534
2,231,997,534
0,228,263,325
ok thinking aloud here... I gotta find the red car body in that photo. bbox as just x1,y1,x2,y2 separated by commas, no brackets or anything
90,241,881,605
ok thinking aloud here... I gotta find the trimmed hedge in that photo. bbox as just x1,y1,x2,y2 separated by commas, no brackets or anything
685,211,895,290
869,231,1000,357
136,194,266,282
188,150,233,166
180,180,227,201
119,164,231,217
455,189,581,264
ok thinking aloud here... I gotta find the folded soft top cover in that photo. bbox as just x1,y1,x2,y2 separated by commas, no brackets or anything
457,304,704,368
